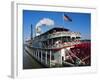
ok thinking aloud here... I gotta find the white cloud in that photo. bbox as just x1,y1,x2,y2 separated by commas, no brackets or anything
36,18,54,28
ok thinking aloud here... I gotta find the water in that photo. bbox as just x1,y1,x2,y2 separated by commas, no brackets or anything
23,49,44,69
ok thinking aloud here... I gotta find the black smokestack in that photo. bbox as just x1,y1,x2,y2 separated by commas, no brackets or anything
30,24,33,40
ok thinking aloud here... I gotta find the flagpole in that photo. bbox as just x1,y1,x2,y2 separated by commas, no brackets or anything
62,13,65,46
30,24,33,40
62,13,64,28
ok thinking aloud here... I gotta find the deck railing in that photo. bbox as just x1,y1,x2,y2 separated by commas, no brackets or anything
46,41,81,49
34,31,81,41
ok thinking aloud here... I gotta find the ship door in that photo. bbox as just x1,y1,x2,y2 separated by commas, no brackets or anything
62,56,64,61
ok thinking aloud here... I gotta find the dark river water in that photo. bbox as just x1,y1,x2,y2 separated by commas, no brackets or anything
23,49,44,69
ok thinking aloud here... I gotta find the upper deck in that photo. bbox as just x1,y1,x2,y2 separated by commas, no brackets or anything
34,27,81,41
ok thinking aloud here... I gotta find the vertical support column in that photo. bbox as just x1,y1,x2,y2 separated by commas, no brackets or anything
35,49,36,58
36,50,37,59
47,40,49,48
37,50,38,59
41,50,43,62
33,49,35,57
50,50,51,67
37,49,38,59
36,49,38,59
52,39,53,48
45,50,47,65
60,49,62,65
38,49,39,60
34,49,36,57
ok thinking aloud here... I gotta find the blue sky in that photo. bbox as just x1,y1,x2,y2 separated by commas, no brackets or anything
23,10,91,40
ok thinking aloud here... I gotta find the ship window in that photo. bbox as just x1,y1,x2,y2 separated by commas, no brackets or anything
47,54,50,59
35,51,36,55
43,53,45,57
39,52,41,58
62,56,64,61
51,55,54,60
67,36,71,42
76,37,80,39
72,37,75,41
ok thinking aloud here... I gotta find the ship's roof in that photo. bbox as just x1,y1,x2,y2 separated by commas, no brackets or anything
34,27,70,38
41,27,69,36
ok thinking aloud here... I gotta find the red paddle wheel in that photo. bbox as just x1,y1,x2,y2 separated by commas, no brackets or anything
65,42,91,66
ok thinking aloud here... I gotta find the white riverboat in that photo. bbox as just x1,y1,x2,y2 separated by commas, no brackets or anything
25,26,90,67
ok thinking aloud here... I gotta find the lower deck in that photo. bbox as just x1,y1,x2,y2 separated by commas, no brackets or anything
23,41,91,69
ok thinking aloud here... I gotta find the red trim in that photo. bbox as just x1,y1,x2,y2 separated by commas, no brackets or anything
51,42,90,51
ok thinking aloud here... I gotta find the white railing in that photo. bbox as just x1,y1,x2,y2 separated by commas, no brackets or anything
34,31,81,41
47,41,81,49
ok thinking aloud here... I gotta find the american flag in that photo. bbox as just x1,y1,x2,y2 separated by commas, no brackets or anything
63,14,72,22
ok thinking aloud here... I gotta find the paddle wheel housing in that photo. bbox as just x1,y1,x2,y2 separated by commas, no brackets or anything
64,42,91,66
